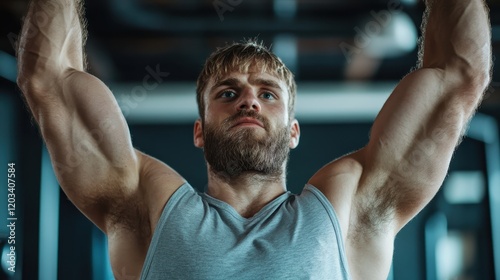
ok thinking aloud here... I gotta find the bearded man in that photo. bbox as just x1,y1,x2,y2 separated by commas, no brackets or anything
16,0,491,279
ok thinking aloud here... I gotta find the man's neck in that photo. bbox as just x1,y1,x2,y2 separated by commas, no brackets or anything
206,168,287,218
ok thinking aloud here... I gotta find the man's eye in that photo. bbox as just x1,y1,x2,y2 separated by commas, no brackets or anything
261,92,275,100
220,91,236,98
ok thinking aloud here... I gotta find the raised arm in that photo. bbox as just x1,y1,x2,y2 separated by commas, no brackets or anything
16,0,183,235
361,0,491,230
309,0,491,278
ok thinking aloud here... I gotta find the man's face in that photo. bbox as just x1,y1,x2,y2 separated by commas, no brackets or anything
194,70,300,179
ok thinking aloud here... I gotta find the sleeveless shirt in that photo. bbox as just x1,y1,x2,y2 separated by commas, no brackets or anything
140,183,351,280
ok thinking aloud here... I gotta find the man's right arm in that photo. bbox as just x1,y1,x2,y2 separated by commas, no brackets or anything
17,0,184,235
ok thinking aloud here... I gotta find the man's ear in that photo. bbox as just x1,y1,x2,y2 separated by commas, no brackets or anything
194,119,204,148
289,119,300,149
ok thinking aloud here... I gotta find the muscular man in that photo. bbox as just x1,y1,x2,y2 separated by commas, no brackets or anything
17,0,491,279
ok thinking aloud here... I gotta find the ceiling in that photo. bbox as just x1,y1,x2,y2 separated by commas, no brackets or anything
1,0,499,109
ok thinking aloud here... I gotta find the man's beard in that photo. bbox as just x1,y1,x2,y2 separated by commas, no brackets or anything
203,110,291,180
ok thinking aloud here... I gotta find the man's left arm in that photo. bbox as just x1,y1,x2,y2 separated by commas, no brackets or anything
357,0,491,232
312,0,492,235
307,1,491,278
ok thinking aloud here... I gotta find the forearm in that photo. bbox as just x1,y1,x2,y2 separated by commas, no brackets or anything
420,0,491,86
17,0,87,91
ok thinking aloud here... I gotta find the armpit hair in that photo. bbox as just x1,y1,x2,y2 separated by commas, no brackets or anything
349,175,420,242
104,190,152,242
350,186,397,241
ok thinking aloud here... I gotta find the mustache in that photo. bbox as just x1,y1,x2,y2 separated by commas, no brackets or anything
224,110,269,130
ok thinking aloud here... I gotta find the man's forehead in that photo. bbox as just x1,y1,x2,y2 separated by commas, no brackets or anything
208,70,286,90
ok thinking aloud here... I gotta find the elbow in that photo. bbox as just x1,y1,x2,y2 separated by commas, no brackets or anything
17,73,39,99
17,72,49,102
16,72,33,94
441,56,492,102
425,47,492,98
16,49,66,95
477,63,492,94
17,60,62,99
454,68,490,113
458,48,492,96
17,60,45,95
16,58,31,93
463,56,492,94
464,66,491,103
456,67,491,102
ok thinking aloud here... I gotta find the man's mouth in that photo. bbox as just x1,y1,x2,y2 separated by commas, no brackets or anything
231,117,264,128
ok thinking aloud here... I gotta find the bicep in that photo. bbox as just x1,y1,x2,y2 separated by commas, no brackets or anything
36,69,139,228
362,68,480,226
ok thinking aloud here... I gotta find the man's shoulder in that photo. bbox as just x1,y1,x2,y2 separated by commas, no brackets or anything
105,151,186,237
307,150,364,203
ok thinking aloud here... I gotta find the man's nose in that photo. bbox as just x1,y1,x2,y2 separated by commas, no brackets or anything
236,90,261,112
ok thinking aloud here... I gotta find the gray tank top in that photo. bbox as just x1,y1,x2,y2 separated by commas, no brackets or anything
140,183,351,280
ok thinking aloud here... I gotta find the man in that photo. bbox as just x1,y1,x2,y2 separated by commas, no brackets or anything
17,0,491,279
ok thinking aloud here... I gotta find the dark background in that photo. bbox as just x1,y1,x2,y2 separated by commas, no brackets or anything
0,0,499,279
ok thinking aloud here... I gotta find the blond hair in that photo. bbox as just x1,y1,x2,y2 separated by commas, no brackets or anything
196,40,296,120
